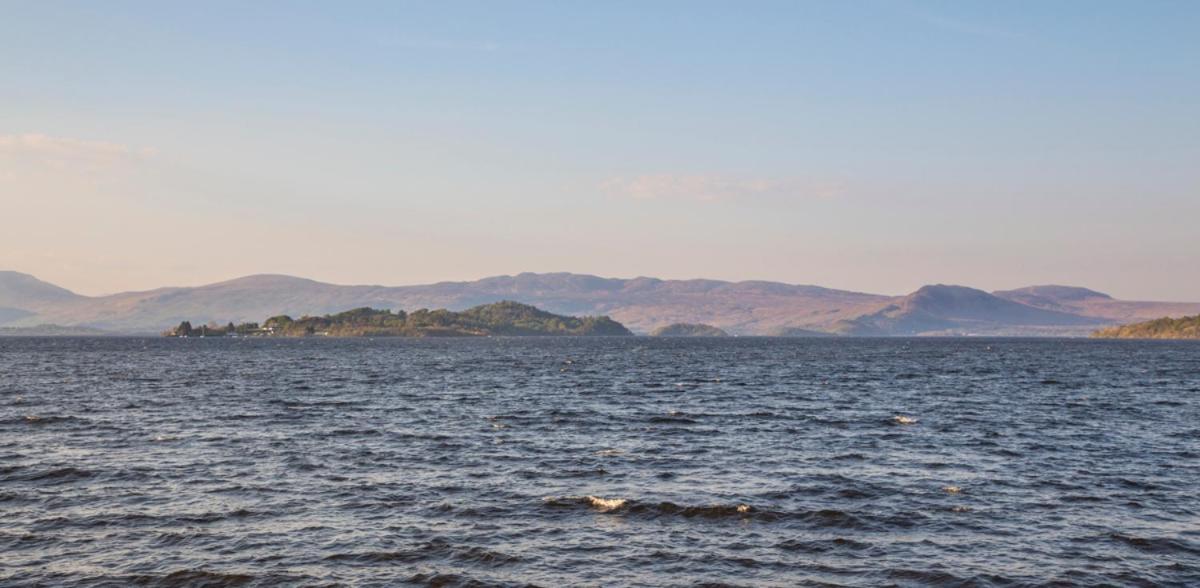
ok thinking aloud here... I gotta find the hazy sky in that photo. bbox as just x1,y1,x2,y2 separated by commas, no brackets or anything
2,1,1198,299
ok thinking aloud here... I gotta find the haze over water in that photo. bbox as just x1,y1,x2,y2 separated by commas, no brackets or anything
2,337,1198,586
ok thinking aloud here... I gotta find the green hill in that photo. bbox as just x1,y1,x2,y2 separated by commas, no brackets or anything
168,301,633,337
1091,315,1200,339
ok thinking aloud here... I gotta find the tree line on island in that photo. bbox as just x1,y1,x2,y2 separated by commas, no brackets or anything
165,301,634,337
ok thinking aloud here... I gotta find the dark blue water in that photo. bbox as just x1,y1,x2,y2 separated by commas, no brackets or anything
1,337,1198,587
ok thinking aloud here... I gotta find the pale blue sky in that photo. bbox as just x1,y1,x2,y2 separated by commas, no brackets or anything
2,1,1198,298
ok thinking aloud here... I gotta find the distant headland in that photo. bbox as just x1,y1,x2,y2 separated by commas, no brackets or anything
1091,314,1200,339
165,301,632,338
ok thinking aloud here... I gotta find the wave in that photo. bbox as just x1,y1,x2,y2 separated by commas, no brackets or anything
544,496,757,519
0,532,50,550
407,571,507,587
1107,533,1200,556
145,570,258,587
30,509,270,531
267,398,364,408
324,428,381,437
541,495,934,530
586,495,627,511
150,531,211,548
884,568,972,585
776,537,874,553
0,464,26,476
7,415,83,426
95,569,315,587
648,415,699,424
24,467,93,483
328,539,522,567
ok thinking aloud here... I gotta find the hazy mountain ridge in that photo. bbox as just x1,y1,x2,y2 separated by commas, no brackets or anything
0,324,114,337
835,285,1108,336
0,271,85,310
2,271,1199,336
993,284,1200,323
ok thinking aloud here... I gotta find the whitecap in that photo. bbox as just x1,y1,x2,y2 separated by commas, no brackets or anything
893,415,918,425
586,495,627,511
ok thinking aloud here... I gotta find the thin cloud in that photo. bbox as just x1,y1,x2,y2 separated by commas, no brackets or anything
601,174,843,203
0,133,155,184
0,133,155,162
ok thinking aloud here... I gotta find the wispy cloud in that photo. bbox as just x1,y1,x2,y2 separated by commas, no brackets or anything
601,174,843,203
0,133,155,185
0,133,154,163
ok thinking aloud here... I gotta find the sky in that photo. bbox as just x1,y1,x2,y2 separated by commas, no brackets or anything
2,1,1198,299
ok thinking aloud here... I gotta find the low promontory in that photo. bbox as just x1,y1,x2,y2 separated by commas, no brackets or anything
1091,315,1200,339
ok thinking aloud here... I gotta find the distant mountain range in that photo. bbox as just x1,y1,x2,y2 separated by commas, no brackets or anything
2,270,1199,336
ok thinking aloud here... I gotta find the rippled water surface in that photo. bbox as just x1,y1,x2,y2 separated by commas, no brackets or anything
2,337,1199,586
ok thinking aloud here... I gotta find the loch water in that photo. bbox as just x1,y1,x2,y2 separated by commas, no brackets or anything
1,337,1198,587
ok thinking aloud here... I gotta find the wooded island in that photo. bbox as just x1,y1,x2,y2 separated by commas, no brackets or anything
166,301,632,337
